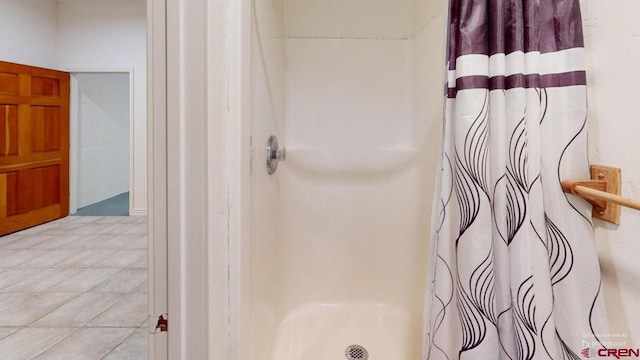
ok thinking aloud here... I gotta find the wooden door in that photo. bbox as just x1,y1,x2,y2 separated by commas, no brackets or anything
0,61,70,236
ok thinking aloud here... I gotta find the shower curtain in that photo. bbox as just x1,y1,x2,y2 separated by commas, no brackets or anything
424,0,608,359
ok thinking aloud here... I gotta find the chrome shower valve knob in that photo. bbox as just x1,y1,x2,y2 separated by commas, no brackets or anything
266,135,286,175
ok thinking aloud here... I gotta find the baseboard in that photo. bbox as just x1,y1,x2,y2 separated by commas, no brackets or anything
129,208,148,216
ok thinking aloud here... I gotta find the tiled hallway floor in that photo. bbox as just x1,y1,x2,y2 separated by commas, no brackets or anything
0,216,148,360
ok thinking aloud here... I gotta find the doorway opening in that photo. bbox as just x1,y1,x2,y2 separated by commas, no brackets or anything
70,72,133,217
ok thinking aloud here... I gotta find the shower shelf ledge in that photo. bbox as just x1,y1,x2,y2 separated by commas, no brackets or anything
283,146,421,175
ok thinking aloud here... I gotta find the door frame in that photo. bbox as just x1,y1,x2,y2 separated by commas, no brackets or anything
149,0,247,358
147,0,168,358
68,69,135,215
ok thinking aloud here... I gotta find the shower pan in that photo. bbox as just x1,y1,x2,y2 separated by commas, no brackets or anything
237,0,447,359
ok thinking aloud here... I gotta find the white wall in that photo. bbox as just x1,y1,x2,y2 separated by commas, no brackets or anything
581,0,640,347
284,0,414,39
75,73,130,209
58,0,147,214
0,0,58,68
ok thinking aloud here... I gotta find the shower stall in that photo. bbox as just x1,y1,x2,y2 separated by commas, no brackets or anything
238,0,447,358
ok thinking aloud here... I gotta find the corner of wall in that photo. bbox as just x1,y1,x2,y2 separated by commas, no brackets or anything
412,0,446,37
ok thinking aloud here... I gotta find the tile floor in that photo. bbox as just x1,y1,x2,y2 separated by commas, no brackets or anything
0,216,148,360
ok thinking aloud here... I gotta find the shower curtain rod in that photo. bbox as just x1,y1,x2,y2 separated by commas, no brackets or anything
561,165,639,225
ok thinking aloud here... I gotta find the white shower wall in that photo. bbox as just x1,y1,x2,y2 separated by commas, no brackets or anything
286,38,413,157
284,0,414,38
244,0,286,358
245,0,445,359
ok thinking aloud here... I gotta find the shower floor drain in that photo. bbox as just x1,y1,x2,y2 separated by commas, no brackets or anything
345,344,369,360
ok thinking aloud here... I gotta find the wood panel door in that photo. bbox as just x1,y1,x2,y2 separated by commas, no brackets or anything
0,61,70,236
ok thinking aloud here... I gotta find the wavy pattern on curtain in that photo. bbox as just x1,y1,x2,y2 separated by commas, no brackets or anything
423,0,608,359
